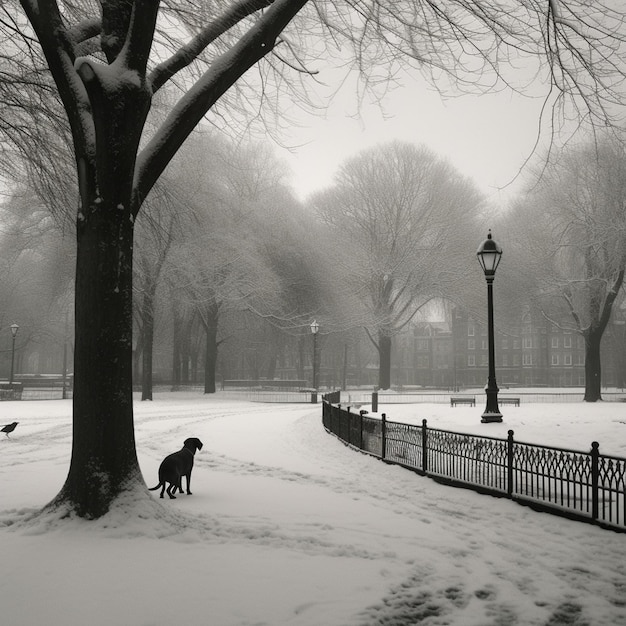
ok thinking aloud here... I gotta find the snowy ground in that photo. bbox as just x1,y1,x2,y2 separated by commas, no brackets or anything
1,393,625,626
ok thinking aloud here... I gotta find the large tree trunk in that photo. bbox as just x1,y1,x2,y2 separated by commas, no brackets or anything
584,329,603,402
52,190,142,518
378,333,392,390
48,60,151,518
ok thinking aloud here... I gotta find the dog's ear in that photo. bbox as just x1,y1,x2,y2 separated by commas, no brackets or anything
196,439,203,450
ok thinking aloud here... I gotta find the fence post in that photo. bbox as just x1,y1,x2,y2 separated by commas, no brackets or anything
381,413,387,460
507,430,514,496
591,441,599,520
372,390,378,413
359,410,364,450
422,419,428,473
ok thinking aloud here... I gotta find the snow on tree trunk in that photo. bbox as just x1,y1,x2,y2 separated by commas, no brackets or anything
49,59,151,518
62,195,140,517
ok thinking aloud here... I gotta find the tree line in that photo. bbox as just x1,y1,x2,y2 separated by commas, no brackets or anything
4,136,626,399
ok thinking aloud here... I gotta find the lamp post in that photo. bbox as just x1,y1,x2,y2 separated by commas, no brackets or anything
310,319,319,391
309,320,320,404
9,323,19,385
476,231,503,423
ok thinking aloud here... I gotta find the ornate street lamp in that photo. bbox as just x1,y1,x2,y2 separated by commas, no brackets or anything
9,323,19,385
477,231,503,423
310,319,319,391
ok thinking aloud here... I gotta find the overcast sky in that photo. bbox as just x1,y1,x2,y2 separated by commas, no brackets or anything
278,70,548,205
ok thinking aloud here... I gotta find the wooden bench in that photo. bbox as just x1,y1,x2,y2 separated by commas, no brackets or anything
450,396,476,407
499,397,521,406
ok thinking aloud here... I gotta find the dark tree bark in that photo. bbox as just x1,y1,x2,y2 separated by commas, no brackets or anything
181,316,192,384
172,304,182,386
378,333,392,390
46,50,152,517
141,286,155,401
571,269,624,402
266,352,277,380
583,329,603,402
203,304,219,394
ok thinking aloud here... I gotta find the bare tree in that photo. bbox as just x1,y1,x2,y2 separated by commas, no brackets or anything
133,182,183,400
0,187,75,365
5,0,625,517
312,142,484,388
515,138,626,401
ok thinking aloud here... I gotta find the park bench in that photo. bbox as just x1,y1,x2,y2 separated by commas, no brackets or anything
499,397,521,406
450,396,476,407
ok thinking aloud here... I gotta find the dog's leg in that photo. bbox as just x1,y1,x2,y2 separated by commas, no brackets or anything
185,473,192,495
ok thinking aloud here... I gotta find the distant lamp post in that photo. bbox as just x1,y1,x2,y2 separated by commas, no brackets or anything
9,323,19,385
310,319,320,390
477,231,503,423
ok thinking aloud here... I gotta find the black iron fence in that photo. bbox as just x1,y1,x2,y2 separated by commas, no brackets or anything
321,397,626,532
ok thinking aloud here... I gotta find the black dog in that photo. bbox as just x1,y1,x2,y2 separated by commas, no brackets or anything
1,422,18,438
149,437,203,499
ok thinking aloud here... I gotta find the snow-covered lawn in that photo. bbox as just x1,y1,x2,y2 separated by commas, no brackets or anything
1,393,625,626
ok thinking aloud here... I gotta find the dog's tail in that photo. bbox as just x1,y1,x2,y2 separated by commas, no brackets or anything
148,483,163,491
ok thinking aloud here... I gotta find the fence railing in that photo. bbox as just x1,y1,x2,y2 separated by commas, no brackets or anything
321,397,626,532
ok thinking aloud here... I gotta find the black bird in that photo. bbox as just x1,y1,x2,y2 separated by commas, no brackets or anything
1,421,18,437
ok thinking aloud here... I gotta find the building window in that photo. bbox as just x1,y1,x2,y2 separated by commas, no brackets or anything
513,355,520,366
502,338,508,349
502,355,508,366
577,354,585,366
523,354,533,366
481,355,488,366
552,337,558,348
551,354,559,365
482,340,488,350
564,336,572,348
468,355,475,366
564,353,572,366
523,337,532,349
468,325,475,336
468,339,475,350
513,339,520,349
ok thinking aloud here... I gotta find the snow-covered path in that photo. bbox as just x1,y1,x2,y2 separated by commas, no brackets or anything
1,394,625,625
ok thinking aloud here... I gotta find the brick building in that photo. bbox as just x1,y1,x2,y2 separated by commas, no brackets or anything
403,305,624,389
